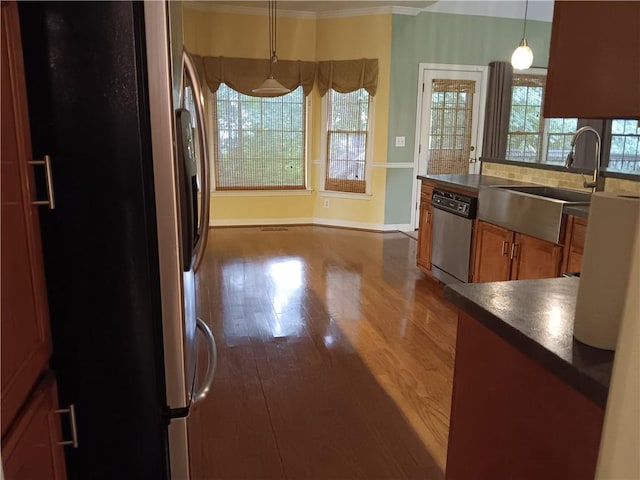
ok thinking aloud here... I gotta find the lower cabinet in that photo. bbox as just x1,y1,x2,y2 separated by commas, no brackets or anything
473,220,563,282
562,215,588,274
446,312,604,479
1,373,67,480
417,202,433,272
417,181,435,273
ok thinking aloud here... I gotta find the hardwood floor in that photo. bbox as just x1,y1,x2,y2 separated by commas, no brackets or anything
190,226,458,479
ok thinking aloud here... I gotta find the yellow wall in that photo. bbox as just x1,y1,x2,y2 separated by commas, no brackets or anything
183,6,392,229
482,162,640,195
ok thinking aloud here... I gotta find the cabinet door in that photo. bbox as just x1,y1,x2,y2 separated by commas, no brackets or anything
472,221,512,283
1,1,52,436
567,217,587,274
2,373,67,480
544,1,640,118
417,203,433,271
511,233,563,281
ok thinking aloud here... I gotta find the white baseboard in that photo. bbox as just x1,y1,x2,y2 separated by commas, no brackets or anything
209,217,312,227
209,217,412,232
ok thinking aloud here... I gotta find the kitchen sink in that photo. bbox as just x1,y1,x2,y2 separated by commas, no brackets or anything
478,185,591,244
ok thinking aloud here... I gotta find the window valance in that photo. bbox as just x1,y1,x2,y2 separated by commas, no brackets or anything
317,59,378,97
191,55,317,97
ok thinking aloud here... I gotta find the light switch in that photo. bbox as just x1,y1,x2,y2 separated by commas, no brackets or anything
395,136,406,147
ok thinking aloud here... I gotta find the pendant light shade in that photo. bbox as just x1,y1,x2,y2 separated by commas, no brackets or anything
511,38,534,70
253,75,290,95
511,0,534,70
253,1,290,95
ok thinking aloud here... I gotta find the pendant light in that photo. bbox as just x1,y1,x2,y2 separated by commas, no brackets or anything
253,0,290,95
511,0,534,70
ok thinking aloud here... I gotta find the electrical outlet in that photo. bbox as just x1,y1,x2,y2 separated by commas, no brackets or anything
395,136,406,147
323,199,330,208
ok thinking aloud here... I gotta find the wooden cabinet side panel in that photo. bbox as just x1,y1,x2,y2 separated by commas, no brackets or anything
563,216,588,274
446,313,517,479
1,1,52,436
471,221,512,283
446,312,604,480
2,373,67,480
417,204,433,271
417,180,435,272
544,1,640,118
511,234,563,280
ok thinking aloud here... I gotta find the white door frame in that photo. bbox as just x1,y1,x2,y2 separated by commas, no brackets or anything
410,63,488,229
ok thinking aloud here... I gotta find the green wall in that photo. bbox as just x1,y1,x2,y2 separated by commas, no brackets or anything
384,11,552,225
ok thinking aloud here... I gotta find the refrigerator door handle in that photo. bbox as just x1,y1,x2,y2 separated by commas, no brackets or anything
193,317,217,405
182,50,210,273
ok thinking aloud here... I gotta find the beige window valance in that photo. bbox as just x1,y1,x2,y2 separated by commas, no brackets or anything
191,55,317,97
317,59,378,97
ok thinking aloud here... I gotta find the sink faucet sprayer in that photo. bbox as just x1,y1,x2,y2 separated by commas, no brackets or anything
565,126,602,192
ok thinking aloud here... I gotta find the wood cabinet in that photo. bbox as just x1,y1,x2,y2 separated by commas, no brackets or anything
2,373,67,480
416,181,435,272
472,221,563,283
1,3,67,477
544,1,640,119
446,312,604,480
1,0,53,436
562,215,588,274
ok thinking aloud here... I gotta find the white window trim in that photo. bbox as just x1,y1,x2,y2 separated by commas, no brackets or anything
319,89,375,196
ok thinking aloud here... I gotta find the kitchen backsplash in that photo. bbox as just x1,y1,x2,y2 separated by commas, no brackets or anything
482,162,640,195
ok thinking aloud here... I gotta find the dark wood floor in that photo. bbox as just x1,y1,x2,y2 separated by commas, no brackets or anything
189,226,458,479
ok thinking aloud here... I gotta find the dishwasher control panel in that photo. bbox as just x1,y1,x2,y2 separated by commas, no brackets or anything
432,189,477,219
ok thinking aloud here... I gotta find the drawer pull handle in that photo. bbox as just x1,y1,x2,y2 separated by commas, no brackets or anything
501,241,509,256
28,154,55,209
55,404,79,448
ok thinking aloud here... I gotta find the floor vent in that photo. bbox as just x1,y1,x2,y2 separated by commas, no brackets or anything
260,227,289,232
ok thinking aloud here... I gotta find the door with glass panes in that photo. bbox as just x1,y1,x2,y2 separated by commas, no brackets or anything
413,65,486,228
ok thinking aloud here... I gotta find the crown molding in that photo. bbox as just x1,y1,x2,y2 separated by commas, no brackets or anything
183,1,423,19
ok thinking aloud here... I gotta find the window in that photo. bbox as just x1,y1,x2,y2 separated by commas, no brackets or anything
608,119,640,174
325,89,371,193
212,83,306,190
427,79,475,174
506,73,577,165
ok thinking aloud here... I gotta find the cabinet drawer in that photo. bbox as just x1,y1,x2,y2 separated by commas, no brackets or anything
1,373,67,480
421,182,435,204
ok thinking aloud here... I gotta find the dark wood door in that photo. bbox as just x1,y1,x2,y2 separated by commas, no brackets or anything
0,0,52,436
417,203,433,271
511,233,563,281
2,373,67,480
472,221,512,283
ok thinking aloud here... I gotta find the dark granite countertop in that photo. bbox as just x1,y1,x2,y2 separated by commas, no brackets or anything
444,277,614,408
564,204,590,218
417,174,531,193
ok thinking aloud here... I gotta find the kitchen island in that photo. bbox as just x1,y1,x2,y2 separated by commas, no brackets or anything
443,277,613,480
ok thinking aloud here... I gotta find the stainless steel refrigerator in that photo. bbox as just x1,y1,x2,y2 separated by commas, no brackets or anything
17,2,214,478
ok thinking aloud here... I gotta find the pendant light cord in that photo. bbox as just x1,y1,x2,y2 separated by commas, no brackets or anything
269,1,278,66
522,0,529,38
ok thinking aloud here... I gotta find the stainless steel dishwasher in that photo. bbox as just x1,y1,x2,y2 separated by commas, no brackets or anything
430,188,477,284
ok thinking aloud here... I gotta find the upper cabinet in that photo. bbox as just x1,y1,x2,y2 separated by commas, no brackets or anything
543,1,640,119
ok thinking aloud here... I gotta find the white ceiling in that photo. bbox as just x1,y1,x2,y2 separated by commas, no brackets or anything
186,1,554,21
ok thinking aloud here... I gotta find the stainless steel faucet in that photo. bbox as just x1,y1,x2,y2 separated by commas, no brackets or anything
565,126,602,192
